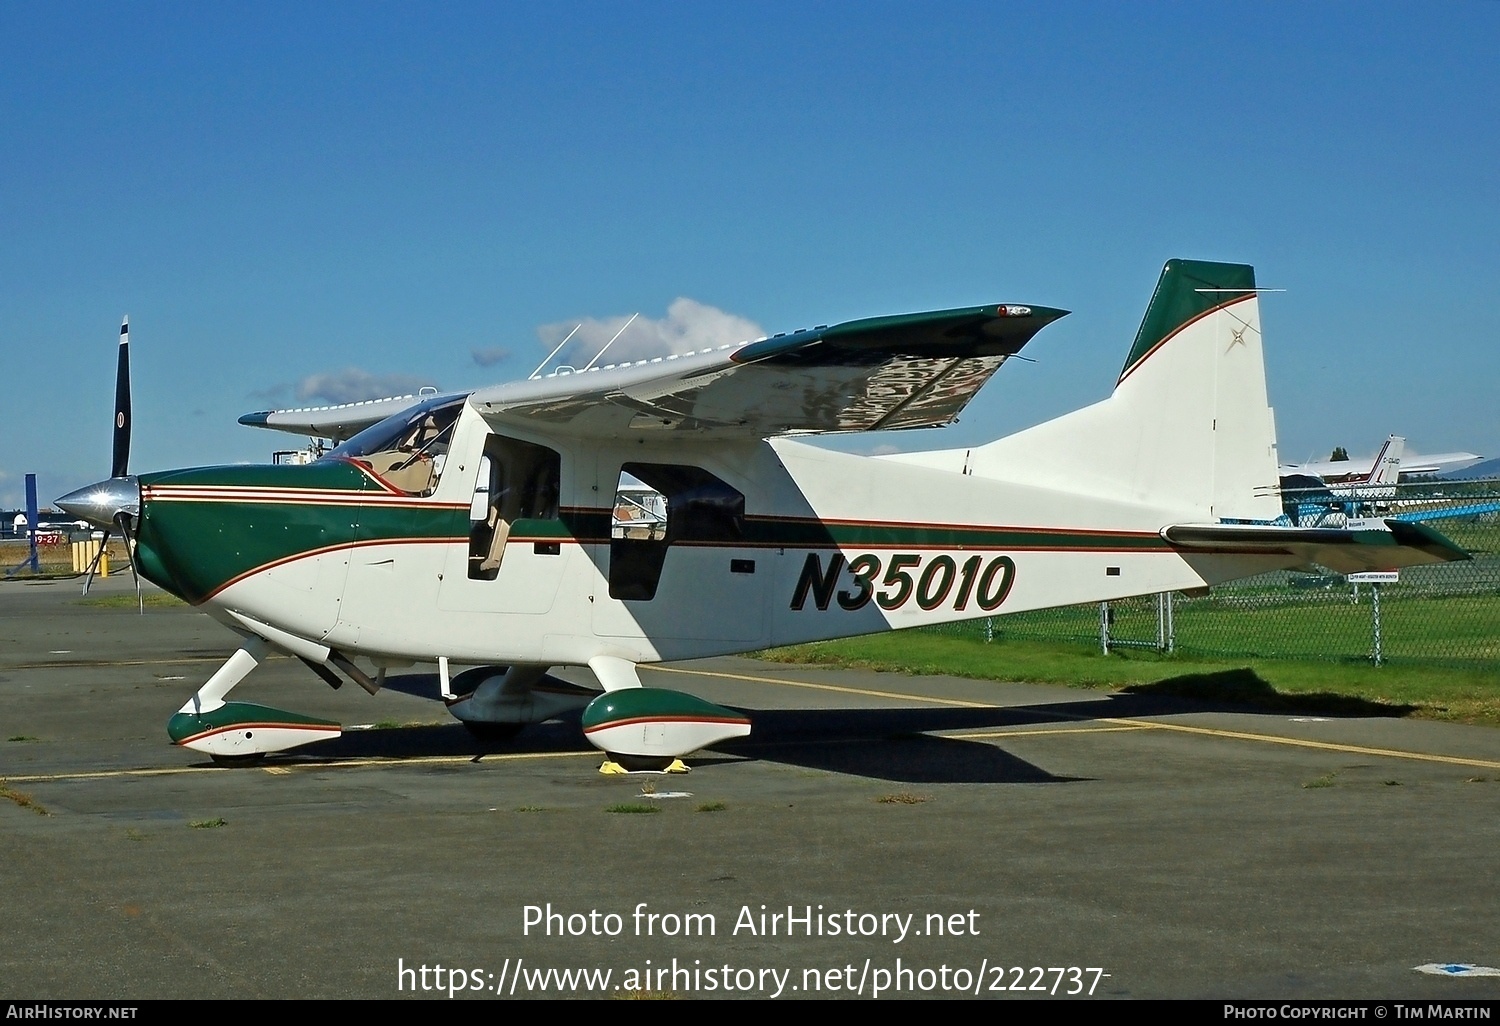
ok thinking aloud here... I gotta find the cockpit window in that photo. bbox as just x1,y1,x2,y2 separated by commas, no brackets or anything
324,395,466,495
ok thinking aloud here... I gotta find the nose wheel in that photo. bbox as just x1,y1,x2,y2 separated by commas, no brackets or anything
209,752,267,768
169,637,342,759
599,754,689,774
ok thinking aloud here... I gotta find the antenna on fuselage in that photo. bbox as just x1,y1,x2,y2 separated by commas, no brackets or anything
580,312,639,373
529,323,582,380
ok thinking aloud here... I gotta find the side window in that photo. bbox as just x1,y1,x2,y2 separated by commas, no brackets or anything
468,435,561,580
607,463,745,600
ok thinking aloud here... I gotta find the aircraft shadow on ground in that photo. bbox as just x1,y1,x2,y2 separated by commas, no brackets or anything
1113,667,1419,718
282,706,1077,785
273,666,1414,783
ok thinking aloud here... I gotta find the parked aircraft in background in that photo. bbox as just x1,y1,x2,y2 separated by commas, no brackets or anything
58,260,1470,771
1279,437,1492,527
1277,436,1405,526
1280,439,1483,484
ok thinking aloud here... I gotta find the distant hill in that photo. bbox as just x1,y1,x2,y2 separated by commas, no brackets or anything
1440,457,1500,481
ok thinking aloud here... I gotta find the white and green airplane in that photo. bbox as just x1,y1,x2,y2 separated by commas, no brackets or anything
58,260,1469,768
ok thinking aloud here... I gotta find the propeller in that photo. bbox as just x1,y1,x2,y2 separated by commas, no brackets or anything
57,317,144,612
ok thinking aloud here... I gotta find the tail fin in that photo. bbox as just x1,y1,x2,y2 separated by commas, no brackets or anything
1324,434,1403,504
1367,435,1405,487
966,259,1282,520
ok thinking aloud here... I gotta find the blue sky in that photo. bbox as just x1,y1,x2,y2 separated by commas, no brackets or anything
3,2,1497,507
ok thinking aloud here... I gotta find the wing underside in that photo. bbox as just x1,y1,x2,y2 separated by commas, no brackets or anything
236,304,1066,443
471,304,1068,439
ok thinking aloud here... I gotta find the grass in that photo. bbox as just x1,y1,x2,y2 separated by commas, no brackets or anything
1302,773,1337,789
515,806,546,813
758,631,1500,726
77,593,185,609
696,801,726,813
987,589,1500,663
189,817,227,829
7,735,39,743
606,803,660,814
1,782,50,816
876,792,929,805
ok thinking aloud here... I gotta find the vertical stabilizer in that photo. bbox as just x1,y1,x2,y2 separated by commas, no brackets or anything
966,259,1282,521
1367,436,1405,487
1324,435,1404,503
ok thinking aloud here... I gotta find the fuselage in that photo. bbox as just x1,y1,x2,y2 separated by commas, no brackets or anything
133,400,1271,672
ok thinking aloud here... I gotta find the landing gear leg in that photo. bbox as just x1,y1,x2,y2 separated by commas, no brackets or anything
182,637,268,716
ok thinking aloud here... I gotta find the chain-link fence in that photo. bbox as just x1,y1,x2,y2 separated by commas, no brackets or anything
923,480,1500,667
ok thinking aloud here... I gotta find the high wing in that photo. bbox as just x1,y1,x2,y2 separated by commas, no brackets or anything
468,304,1067,440
238,389,469,443
237,305,1065,444
1399,451,1486,477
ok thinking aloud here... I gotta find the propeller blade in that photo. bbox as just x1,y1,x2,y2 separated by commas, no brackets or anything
80,528,113,596
112,317,132,479
114,512,143,614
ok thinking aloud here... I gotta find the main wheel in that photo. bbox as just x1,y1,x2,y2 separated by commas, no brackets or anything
607,753,675,773
463,721,524,743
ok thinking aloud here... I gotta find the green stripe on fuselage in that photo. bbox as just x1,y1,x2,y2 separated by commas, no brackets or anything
530,512,1165,551
740,518,1166,551
132,461,1170,604
142,460,394,493
135,462,467,603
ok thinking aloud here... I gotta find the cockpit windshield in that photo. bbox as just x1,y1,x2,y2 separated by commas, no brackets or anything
324,395,467,495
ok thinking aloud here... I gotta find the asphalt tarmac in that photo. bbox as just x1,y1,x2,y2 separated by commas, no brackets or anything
3,575,1499,1000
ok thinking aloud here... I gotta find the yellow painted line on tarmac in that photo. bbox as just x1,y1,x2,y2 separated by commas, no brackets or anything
647,664,995,708
2,749,597,784
4,765,237,783
4,656,225,671
949,725,1150,740
1092,718,1500,771
652,664,1500,771
266,750,599,773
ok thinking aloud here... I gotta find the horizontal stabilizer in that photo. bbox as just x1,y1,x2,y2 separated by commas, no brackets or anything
1162,520,1469,575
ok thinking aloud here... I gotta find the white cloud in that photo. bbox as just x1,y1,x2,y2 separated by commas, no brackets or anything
536,298,764,371
295,368,437,405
